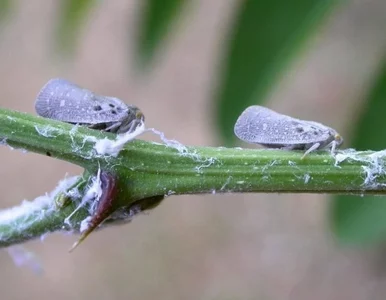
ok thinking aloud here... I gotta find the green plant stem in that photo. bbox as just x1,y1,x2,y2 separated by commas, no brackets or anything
0,108,386,247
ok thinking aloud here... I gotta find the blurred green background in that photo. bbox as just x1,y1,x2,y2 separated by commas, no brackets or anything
2,0,386,299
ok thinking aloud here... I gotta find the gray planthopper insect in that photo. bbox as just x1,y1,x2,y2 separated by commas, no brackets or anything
35,78,144,134
234,105,343,158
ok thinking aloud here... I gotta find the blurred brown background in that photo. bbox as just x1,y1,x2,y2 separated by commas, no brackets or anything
1,0,386,299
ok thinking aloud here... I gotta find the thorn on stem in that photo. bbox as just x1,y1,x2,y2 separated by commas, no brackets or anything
69,171,118,252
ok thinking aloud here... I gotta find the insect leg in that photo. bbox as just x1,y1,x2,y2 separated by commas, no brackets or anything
103,117,141,134
104,121,123,133
330,140,337,155
301,142,321,160
116,118,142,134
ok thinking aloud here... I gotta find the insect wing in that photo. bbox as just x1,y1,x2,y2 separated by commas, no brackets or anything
35,78,129,125
234,105,331,146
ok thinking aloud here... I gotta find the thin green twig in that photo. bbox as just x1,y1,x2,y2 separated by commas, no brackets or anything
0,108,385,247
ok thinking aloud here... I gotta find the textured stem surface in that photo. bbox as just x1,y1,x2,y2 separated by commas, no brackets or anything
0,108,385,247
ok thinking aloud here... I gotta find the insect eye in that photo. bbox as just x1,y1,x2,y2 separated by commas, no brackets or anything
93,105,102,111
